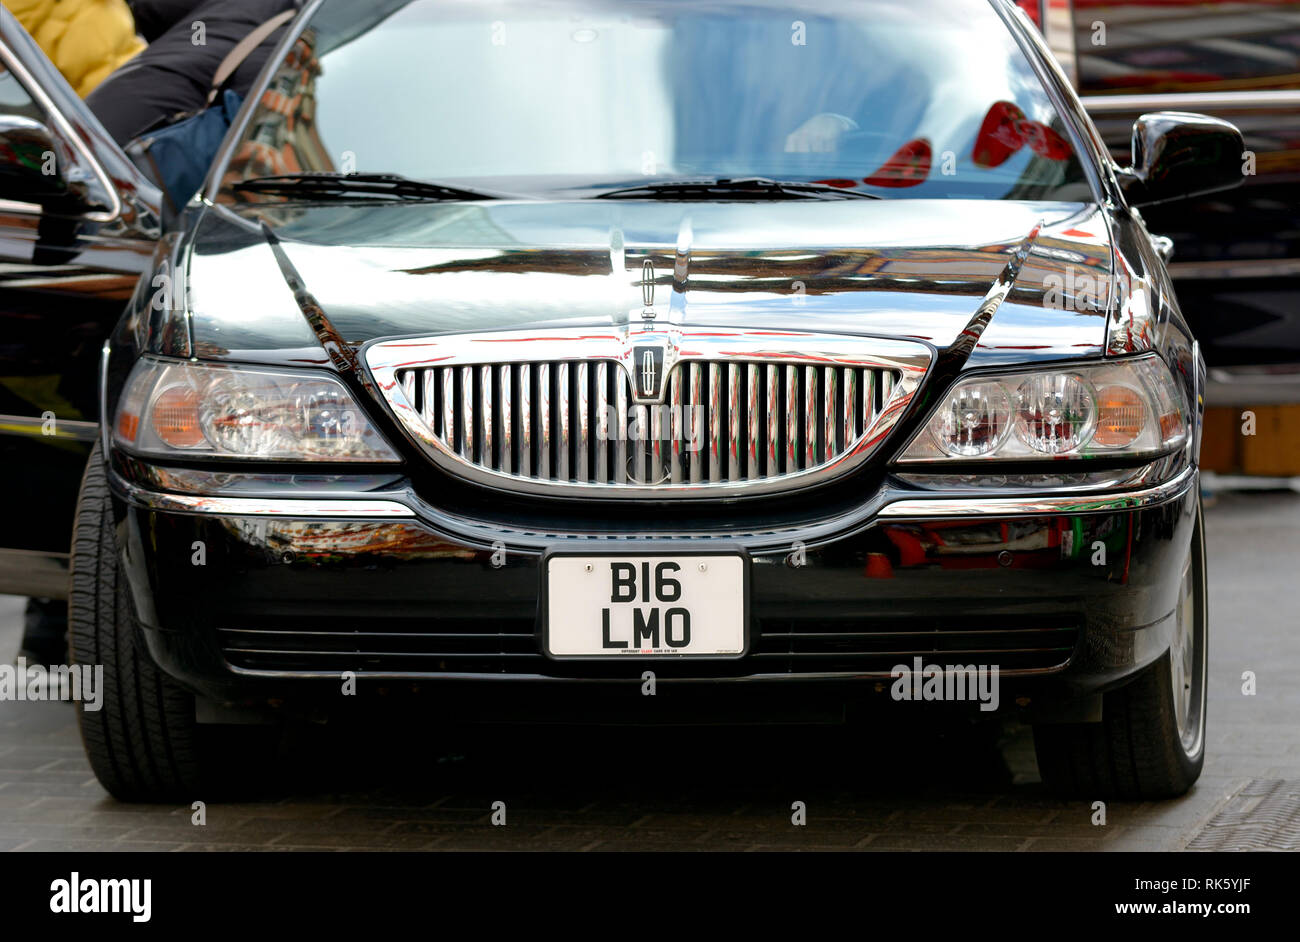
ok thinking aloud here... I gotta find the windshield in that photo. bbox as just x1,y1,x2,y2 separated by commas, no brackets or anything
219,0,1093,202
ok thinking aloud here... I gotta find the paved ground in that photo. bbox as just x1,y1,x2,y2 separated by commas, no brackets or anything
1,490,1296,851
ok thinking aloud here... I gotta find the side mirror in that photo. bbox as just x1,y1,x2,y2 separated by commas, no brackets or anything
0,113,93,209
1119,111,1245,208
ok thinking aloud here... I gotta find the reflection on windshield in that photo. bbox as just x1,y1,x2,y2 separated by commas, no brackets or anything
220,0,1091,202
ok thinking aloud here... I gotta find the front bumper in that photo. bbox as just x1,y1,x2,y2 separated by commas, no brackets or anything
108,462,1200,718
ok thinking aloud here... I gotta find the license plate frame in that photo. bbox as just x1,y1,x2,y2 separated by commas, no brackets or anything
540,548,751,660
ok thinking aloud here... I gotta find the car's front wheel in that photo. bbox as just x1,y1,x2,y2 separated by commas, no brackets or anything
70,443,277,802
1033,499,1208,799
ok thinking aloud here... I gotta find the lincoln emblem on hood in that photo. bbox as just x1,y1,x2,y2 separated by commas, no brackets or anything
640,258,656,321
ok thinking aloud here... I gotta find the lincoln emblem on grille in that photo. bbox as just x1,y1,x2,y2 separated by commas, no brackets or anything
640,349,656,396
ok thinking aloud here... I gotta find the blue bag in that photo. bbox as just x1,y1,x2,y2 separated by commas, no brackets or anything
126,90,244,212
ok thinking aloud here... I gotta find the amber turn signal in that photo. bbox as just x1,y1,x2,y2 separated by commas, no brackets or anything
1094,384,1145,448
151,385,206,448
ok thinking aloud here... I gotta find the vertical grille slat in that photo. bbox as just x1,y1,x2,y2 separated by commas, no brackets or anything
557,363,570,481
765,364,778,477
669,369,683,483
727,363,741,482
844,368,857,451
785,366,798,475
576,362,589,483
746,365,759,478
460,365,474,460
519,364,532,477
499,365,512,475
397,359,898,491
595,363,609,484
708,363,722,482
480,364,494,470
688,363,703,484
804,365,817,470
613,369,624,480
823,366,837,462
537,363,551,478
635,404,650,483
862,368,876,439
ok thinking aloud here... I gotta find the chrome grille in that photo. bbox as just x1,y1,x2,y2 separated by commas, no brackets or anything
395,360,897,487
367,327,932,498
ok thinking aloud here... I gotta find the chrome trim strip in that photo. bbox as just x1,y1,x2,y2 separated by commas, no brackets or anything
1082,90,1300,113
0,413,99,442
878,467,1195,518
115,465,1192,525
0,198,42,214
118,479,415,517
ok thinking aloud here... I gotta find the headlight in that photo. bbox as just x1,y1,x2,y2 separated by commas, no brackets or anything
113,358,401,462
896,354,1188,463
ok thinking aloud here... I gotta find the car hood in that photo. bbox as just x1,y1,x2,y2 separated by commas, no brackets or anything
184,198,1114,369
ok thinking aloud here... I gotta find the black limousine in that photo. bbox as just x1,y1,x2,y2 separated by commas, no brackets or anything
0,0,1242,800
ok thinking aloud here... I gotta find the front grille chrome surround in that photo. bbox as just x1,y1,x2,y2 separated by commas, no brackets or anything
366,327,931,498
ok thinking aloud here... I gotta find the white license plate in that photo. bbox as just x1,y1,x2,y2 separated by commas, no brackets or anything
544,554,747,658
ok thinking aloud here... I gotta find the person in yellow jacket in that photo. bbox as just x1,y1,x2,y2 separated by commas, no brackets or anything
3,0,145,97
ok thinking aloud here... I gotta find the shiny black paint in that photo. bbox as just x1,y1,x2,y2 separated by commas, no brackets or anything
1121,111,1246,208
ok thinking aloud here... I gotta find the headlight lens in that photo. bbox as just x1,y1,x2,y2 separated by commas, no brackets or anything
1013,373,1096,454
114,358,401,462
929,381,1012,457
898,354,1188,463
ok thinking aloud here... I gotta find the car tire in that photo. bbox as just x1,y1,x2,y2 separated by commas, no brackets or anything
1033,498,1208,800
70,442,275,802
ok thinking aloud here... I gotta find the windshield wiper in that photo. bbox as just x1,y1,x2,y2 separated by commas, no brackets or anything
231,172,502,202
593,177,882,201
